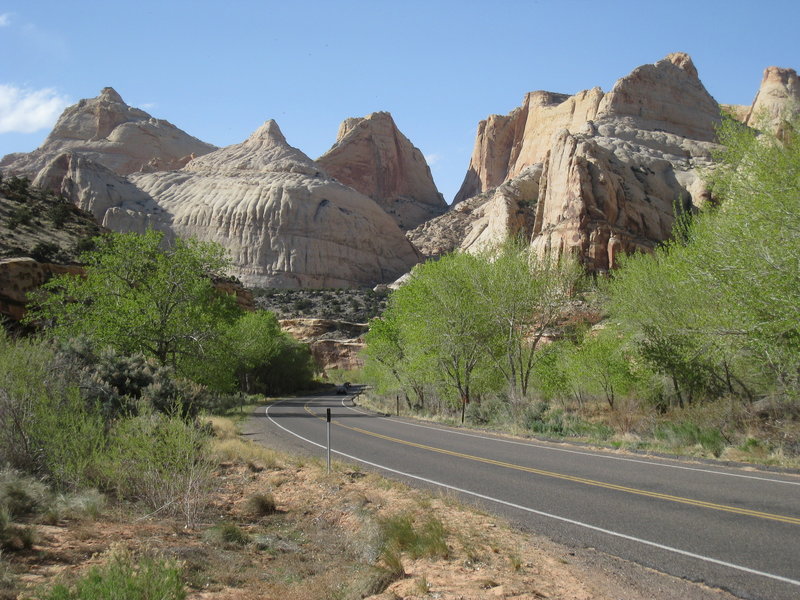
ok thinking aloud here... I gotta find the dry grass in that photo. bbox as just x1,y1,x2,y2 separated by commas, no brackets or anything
203,415,282,469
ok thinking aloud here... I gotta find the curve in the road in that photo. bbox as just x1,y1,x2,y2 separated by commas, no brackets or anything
302,402,800,525
265,398,800,590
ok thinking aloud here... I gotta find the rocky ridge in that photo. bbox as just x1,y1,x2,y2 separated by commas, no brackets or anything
3,93,426,289
317,111,447,230
411,54,798,269
0,88,216,178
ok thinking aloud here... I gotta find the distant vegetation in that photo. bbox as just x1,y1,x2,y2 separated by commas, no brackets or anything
363,115,800,462
252,286,388,323
0,173,101,263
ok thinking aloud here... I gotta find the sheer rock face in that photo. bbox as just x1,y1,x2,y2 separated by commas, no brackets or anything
745,66,799,132
0,87,216,178
453,89,604,204
31,152,160,222
317,112,446,230
426,53,722,270
115,121,421,288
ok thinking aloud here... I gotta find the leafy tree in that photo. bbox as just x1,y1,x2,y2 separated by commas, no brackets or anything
372,252,498,422
27,230,241,380
364,242,580,422
472,238,582,400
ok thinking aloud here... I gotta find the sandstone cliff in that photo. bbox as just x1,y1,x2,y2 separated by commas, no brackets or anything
745,66,799,133
317,112,447,230
409,164,541,257
280,318,367,372
416,53,727,268
1,88,216,178
454,89,603,204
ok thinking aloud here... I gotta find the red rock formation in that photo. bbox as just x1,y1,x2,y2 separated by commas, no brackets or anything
317,112,447,230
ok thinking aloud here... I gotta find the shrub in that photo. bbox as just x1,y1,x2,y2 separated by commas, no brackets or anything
0,468,51,519
7,206,33,230
47,202,72,228
40,545,185,600
0,550,18,600
0,334,105,489
202,523,249,547
30,241,61,263
654,422,726,457
101,413,215,528
379,512,449,561
246,493,277,517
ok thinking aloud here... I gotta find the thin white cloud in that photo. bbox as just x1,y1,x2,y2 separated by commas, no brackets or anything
0,14,11,27
0,85,70,134
139,102,158,110
425,152,442,166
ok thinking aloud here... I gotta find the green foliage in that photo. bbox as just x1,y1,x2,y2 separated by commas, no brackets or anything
0,332,105,489
7,205,32,230
191,310,313,394
379,512,449,561
568,328,644,409
30,241,60,262
203,522,250,547
0,468,50,519
654,422,726,457
101,412,215,528
28,231,241,382
40,547,185,600
364,240,581,422
47,201,72,228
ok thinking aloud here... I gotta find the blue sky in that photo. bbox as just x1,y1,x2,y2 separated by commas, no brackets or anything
0,0,797,203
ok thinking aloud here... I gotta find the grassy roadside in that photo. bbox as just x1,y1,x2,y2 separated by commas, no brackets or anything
355,390,800,471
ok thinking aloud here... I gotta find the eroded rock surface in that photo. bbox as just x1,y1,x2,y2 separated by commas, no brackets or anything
418,53,730,269
317,112,446,229
118,121,421,288
745,66,799,133
280,318,368,372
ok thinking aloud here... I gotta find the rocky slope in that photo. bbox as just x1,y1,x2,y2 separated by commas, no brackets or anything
1,88,216,178
317,111,446,230
412,54,798,269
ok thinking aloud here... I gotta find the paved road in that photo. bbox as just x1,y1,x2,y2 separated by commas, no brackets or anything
245,392,800,600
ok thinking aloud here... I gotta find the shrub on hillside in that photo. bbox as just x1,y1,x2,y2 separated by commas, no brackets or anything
0,333,104,489
101,412,215,528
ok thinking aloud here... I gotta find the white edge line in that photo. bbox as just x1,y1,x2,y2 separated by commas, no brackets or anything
342,398,800,487
266,400,800,589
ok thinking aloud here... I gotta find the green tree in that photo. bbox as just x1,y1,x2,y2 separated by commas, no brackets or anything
473,238,582,400
27,231,241,380
376,252,498,422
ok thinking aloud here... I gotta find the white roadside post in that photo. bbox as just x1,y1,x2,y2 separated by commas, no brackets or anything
326,408,331,474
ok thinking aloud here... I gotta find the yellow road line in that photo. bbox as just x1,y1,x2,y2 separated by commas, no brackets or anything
304,403,800,526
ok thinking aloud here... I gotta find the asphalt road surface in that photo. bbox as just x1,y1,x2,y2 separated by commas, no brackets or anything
245,391,800,600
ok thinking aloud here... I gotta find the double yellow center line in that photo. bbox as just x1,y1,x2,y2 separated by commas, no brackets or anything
305,403,800,526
